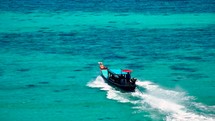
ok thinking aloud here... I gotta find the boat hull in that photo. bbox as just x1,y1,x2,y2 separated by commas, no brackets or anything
101,74,136,92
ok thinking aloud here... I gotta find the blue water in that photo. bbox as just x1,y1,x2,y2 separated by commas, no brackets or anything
0,0,215,121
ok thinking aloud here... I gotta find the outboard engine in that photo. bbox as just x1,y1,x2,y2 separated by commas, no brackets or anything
130,78,137,84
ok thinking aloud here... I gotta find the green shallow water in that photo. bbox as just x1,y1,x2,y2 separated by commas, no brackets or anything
0,9,215,121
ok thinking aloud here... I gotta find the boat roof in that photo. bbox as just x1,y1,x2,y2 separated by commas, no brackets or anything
122,69,132,73
108,69,128,75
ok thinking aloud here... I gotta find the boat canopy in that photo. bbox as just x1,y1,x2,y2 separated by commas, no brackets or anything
122,69,132,73
108,69,128,75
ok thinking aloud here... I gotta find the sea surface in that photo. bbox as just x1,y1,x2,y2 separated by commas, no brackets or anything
0,0,215,121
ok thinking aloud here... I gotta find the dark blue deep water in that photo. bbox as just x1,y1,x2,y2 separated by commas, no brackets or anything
1,0,215,14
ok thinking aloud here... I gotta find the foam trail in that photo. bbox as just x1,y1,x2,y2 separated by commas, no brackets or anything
136,81,191,103
135,80,215,121
87,77,215,121
87,76,132,103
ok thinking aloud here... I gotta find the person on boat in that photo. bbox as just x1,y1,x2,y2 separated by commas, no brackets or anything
99,62,107,69
100,65,106,69
126,73,131,81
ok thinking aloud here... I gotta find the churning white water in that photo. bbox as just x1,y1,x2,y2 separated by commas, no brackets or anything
87,76,215,121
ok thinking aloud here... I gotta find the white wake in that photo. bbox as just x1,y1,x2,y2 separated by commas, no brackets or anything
87,76,215,121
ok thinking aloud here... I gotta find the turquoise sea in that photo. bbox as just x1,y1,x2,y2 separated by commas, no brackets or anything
0,0,215,121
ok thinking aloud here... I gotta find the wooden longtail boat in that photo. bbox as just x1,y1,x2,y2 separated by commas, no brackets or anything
98,62,136,91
